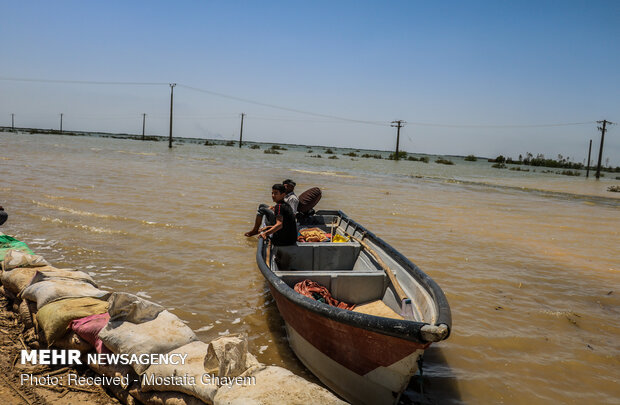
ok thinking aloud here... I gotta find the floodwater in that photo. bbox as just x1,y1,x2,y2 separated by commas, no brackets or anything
1,131,619,404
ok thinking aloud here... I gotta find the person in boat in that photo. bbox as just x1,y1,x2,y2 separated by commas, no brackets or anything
245,179,298,237
282,179,299,214
257,184,298,246
0,206,7,226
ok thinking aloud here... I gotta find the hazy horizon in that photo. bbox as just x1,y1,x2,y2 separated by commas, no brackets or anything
1,1,619,165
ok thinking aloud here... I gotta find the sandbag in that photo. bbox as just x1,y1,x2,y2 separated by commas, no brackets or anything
35,297,109,346
297,187,322,214
2,249,48,272
54,330,93,352
29,268,98,288
99,309,198,374
89,361,138,390
129,387,206,405
1,267,40,295
0,237,34,262
213,366,347,405
107,292,165,323
21,279,109,309
142,341,218,404
18,299,36,330
70,312,111,354
204,335,260,379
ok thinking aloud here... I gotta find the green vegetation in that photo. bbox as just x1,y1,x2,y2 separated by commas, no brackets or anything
264,149,281,154
325,148,334,154
310,154,322,158
270,145,287,150
388,151,408,160
492,163,507,169
204,140,216,146
509,167,529,172
343,152,358,157
435,158,455,165
307,149,313,153
419,156,429,163
249,144,260,149
225,140,235,146
560,170,581,176
490,152,620,173
361,153,382,159
328,155,339,159
464,155,477,161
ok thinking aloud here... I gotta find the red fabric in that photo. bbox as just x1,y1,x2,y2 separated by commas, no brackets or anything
294,279,355,310
70,312,111,354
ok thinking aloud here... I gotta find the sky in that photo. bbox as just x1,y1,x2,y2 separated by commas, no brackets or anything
1,1,619,164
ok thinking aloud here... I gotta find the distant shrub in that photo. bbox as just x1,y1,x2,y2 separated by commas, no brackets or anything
509,167,530,172
225,141,235,146
264,149,281,154
407,156,419,161
492,163,506,169
328,155,339,159
310,154,322,158
435,158,454,165
325,148,334,154
464,155,477,161
494,155,506,163
419,156,429,163
307,150,313,153
343,152,358,157
204,140,215,146
388,151,408,160
608,185,620,192
270,145,287,150
249,144,260,149
559,170,581,176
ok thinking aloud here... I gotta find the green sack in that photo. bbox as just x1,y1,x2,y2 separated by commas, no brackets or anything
0,235,34,261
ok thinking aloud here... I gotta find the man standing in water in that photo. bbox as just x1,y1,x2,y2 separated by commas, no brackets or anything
245,179,298,237
246,184,297,246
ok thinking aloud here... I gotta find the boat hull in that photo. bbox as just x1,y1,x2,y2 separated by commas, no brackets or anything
271,286,429,404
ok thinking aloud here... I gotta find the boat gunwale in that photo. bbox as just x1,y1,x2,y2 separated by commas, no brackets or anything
256,209,452,344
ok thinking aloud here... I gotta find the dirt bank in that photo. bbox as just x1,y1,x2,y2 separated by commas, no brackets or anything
0,290,117,405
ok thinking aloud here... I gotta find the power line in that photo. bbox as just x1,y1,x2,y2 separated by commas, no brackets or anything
0,76,168,86
0,76,607,129
402,121,596,128
176,84,388,127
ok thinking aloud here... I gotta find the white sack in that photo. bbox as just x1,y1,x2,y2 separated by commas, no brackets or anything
214,366,347,405
21,279,109,309
142,341,218,404
99,309,198,374
2,250,49,271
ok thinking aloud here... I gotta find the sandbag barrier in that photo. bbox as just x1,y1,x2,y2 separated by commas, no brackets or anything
0,248,347,405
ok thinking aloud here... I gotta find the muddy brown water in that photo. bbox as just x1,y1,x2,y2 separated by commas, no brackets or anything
1,132,619,404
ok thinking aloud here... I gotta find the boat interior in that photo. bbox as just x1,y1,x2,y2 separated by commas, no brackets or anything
268,213,437,323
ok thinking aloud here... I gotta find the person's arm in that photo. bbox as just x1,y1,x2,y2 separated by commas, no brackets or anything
259,217,283,239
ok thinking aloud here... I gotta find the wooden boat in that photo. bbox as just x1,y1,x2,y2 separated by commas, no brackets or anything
256,210,452,405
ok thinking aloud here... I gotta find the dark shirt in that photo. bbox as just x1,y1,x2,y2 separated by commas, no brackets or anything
270,201,297,246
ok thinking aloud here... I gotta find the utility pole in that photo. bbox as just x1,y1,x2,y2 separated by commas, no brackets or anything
595,120,614,179
586,139,592,178
391,120,406,160
142,113,146,141
60,113,63,133
11,113,14,129
168,84,176,148
239,113,245,148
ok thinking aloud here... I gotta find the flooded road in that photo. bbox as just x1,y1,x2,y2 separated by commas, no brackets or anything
1,131,618,403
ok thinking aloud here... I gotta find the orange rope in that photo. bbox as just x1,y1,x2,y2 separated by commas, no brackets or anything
294,279,355,310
